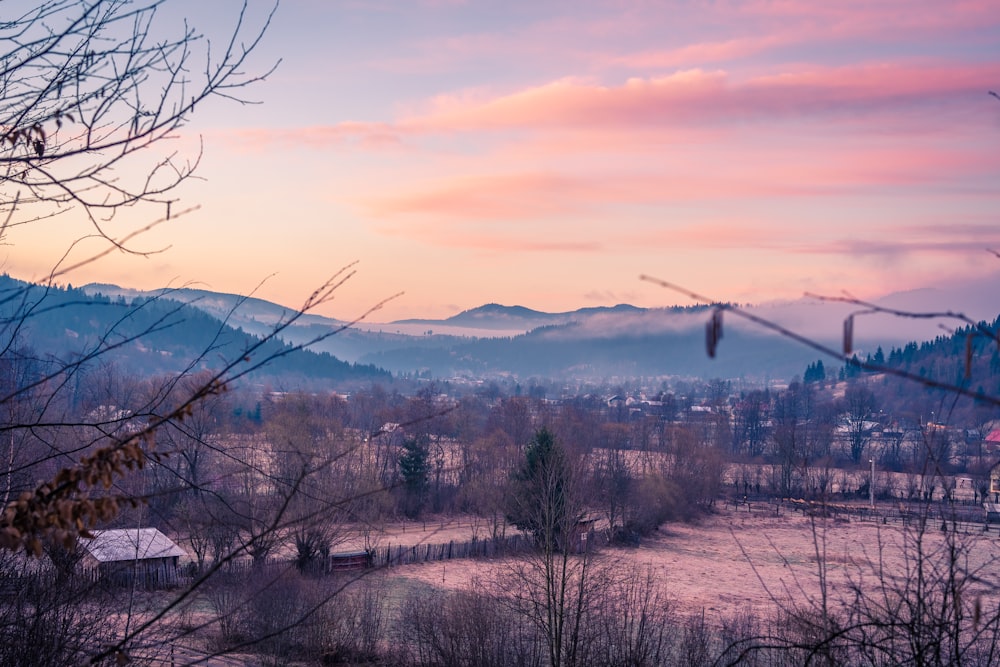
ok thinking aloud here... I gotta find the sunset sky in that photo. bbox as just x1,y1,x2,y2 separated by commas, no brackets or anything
9,0,1000,322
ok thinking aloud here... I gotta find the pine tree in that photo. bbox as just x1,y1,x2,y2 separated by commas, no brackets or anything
507,428,578,550
399,436,430,518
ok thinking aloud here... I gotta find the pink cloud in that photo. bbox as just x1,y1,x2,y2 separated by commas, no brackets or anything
360,8,664,75
791,237,1000,259
618,216,1000,259
461,238,602,253
613,35,791,69
407,69,732,130
361,167,800,224
745,63,995,105
239,61,1000,149
822,220,1000,258
788,146,1000,189
730,0,1000,33
216,122,403,153
625,221,791,250
359,1,999,77
376,217,604,253
364,172,596,220
355,139,999,228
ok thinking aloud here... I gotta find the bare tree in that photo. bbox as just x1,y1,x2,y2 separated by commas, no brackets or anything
503,427,593,667
591,445,632,542
0,0,283,553
0,0,277,239
667,425,725,516
0,4,413,664
842,382,879,464
732,389,769,459
771,382,812,496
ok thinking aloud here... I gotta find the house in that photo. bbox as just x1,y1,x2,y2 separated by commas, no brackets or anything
991,461,1000,500
986,429,1000,454
81,528,187,587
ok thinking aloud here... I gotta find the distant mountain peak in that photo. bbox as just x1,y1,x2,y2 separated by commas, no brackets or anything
449,303,547,319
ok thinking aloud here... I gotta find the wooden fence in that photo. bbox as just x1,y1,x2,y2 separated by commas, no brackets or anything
0,564,182,595
206,532,544,581
2,535,527,593
731,496,994,534
372,533,534,568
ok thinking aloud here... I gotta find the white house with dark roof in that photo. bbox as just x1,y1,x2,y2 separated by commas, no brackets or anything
81,528,187,587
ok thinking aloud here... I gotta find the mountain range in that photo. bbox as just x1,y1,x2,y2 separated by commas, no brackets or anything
73,279,999,383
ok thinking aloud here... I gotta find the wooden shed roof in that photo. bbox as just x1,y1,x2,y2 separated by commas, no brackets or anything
83,528,186,563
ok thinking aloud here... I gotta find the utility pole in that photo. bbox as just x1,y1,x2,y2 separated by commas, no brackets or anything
870,457,876,510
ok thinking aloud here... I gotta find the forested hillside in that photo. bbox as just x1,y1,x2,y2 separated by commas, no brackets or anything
0,275,390,387
823,315,1000,424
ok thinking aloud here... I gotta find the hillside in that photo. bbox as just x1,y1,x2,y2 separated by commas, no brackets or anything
821,315,1000,424
77,280,1000,384
1,275,390,388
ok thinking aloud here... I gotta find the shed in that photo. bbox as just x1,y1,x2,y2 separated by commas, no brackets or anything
985,503,1000,524
571,516,599,552
327,550,372,572
82,528,187,587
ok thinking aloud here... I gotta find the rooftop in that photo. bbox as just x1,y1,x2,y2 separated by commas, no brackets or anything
83,528,186,563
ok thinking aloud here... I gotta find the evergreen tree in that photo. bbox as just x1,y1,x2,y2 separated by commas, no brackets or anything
399,436,430,518
507,427,579,551
804,360,826,384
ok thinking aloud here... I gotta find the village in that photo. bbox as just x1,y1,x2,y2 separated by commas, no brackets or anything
3,372,999,664
2,0,1000,664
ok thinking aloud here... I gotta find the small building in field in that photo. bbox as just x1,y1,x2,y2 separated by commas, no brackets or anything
990,461,1000,499
985,503,1000,524
327,550,372,572
81,528,187,587
571,516,599,551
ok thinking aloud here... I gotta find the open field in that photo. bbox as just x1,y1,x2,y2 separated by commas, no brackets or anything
373,505,1000,621
153,504,1000,664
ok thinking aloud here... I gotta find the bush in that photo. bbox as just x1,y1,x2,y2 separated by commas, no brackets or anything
207,570,387,663
398,586,544,667
622,474,684,538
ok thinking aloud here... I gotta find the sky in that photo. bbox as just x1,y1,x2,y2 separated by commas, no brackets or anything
8,0,1000,323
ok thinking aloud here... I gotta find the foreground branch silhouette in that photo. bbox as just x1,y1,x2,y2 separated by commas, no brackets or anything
640,275,1000,409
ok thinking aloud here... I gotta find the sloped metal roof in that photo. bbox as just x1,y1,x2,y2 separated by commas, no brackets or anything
83,528,186,563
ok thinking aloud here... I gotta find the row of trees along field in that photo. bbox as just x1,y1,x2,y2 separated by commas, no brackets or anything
1,1,1000,665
